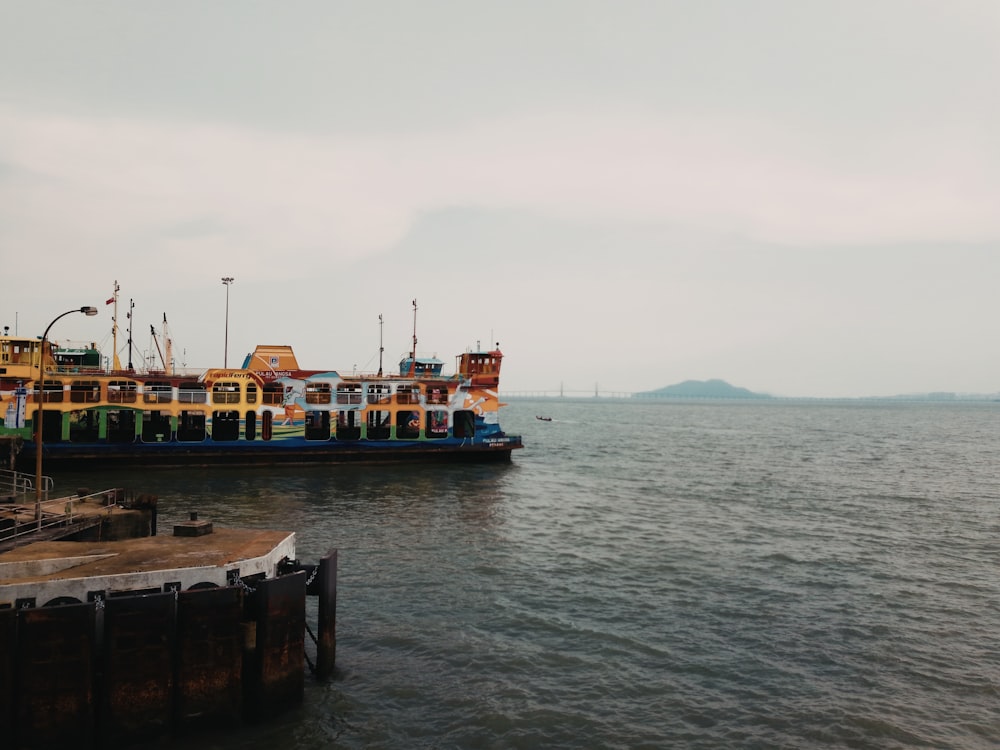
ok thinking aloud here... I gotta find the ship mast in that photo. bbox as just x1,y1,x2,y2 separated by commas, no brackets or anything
149,314,173,374
150,324,166,372
109,280,123,371
163,313,173,375
378,313,384,377
408,299,417,376
127,298,135,371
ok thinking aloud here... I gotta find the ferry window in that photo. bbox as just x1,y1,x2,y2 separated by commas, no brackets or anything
262,383,284,405
179,381,207,404
211,410,240,441
14,343,35,365
141,410,172,442
305,410,331,440
246,381,258,405
108,380,137,404
306,381,332,404
144,381,172,404
107,410,137,443
336,410,361,440
70,380,101,403
34,409,63,442
367,410,391,440
212,381,241,404
454,410,475,438
245,411,257,440
396,385,419,405
367,384,391,404
69,409,100,442
177,410,206,442
34,379,64,403
427,410,448,438
426,386,448,405
336,383,362,405
396,410,420,439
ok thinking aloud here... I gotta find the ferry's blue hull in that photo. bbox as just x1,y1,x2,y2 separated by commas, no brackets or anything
16,435,522,470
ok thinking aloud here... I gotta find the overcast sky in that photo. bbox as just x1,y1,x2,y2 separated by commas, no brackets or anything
3,1,1000,397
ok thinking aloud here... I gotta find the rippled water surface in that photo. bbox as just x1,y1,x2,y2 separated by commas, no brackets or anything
63,400,1000,749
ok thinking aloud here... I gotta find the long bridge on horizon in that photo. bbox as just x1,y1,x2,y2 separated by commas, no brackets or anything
501,389,636,399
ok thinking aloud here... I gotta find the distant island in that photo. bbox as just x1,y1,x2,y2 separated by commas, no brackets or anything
634,379,772,399
505,381,1000,401
630,380,1000,401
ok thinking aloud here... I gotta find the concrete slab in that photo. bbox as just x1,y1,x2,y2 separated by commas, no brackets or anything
0,527,297,606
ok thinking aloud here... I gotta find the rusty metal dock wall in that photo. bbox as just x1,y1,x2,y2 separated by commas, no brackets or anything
2,572,309,750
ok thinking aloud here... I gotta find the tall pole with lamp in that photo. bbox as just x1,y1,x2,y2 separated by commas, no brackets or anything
35,306,99,528
221,277,234,367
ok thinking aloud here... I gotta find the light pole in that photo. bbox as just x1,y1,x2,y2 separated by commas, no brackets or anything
221,277,234,367
35,306,99,528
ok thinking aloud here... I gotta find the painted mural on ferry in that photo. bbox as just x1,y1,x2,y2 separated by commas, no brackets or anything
0,293,521,469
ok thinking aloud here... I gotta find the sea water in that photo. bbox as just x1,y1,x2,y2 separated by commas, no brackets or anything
60,399,1000,749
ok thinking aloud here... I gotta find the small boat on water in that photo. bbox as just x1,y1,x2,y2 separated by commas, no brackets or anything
0,296,522,470
535,416,552,421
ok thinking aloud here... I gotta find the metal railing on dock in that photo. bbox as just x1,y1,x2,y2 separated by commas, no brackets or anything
0,470,123,549
1,468,53,499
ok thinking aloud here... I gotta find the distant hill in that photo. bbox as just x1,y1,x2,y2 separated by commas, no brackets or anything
634,379,772,399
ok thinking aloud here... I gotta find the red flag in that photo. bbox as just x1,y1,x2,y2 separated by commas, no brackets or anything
105,297,115,305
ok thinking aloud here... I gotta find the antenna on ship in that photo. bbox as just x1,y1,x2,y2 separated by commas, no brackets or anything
150,325,164,371
126,298,135,371
150,314,173,374
108,280,123,370
377,313,384,376
408,299,417,376
163,313,173,375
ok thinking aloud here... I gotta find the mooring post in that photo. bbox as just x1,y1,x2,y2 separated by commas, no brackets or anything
315,548,338,679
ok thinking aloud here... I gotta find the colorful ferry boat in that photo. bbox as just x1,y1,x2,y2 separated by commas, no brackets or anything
0,316,522,470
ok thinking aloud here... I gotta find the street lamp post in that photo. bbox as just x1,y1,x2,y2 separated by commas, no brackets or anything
221,277,234,367
35,306,99,528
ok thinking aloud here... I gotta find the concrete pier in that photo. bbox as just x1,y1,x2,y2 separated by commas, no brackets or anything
0,527,296,606
0,515,337,749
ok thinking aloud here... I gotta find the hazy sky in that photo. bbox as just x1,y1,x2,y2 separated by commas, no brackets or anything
3,1,1000,397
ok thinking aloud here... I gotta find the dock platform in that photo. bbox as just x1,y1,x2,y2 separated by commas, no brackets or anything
0,501,337,749
0,526,297,606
